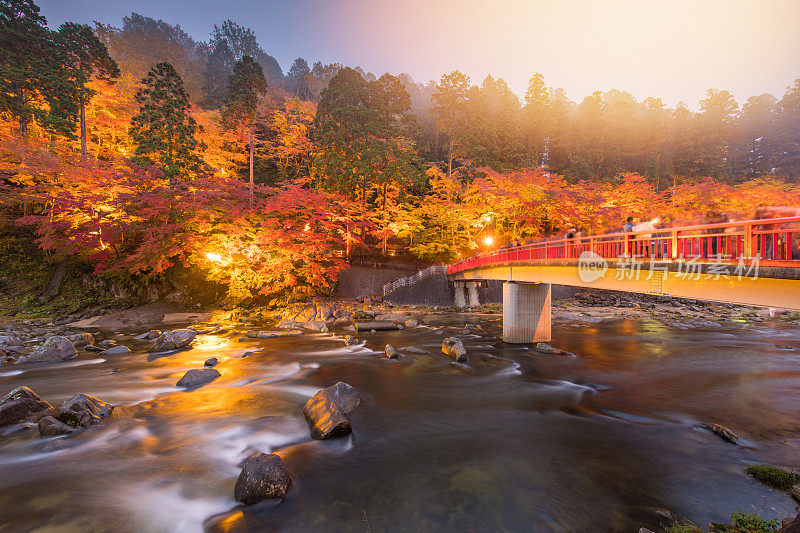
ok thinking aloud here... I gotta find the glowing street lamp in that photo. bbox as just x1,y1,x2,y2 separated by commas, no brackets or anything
483,235,494,247
205,252,224,263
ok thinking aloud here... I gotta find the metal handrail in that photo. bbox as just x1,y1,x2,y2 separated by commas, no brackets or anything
447,216,800,274
383,264,448,295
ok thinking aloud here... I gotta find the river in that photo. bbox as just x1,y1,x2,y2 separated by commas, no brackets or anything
1,312,799,532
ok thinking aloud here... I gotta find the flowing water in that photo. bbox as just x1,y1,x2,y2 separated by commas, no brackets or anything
1,313,800,532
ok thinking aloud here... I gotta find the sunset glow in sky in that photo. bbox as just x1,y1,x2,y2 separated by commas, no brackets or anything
40,0,800,107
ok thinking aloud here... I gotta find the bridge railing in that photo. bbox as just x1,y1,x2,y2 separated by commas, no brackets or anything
448,216,800,274
383,264,448,295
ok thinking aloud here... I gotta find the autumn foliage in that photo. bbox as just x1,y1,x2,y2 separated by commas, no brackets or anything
1,126,357,302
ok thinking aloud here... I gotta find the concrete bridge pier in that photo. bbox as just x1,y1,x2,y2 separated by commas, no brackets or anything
454,282,467,307
454,281,481,308
502,281,551,343
467,282,480,307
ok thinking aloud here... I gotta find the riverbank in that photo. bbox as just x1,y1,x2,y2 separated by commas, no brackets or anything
2,290,799,365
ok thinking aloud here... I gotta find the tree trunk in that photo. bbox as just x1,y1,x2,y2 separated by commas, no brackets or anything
44,257,67,298
167,127,174,187
448,136,453,178
18,91,28,137
249,120,254,196
80,91,87,161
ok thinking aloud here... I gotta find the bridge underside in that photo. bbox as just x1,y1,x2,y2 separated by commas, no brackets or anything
449,262,800,312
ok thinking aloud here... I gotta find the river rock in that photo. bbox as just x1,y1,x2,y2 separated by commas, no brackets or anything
303,381,363,439
375,313,411,324
401,346,428,354
344,335,359,346
246,330,302,339
706,423,739,444
204,357,219,367
134,330,162,341
234,452,292,504
176,368,220,388
98,339,118,349
38,415,79,437
535,343,565,355
67,333,94,347
301,320,328,333
17,336,77,364
782,514,800,533
38,393,114,437
99,345,131,356
0,335,22,349
404,318,418,327
0,386,54,426
315,303,335,321
154,329,196,351
355,321,401,332
442,337,467,362
384,344,398,358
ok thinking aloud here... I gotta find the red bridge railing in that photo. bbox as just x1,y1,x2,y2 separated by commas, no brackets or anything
447,216,800,274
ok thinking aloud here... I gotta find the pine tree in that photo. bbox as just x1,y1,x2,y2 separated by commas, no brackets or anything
129,61,205,183
56,22,119,160
0,0,79,137
286,57,310,97
201,38,234,109
222,55,267,195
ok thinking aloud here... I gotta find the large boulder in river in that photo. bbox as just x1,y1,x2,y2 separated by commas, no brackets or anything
234,452,292,504
38,393,113,437
442,337,467,362
0,386,54,426
303,381,363,439
17,336,77,364
176,368,220,389
154,329,196,351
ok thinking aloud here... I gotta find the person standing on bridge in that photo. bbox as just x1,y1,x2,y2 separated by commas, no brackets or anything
623,217,635,233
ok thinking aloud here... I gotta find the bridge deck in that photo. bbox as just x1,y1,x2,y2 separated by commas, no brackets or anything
448,216,800,310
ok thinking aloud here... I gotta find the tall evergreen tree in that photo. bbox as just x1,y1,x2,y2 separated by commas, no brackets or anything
200,38,234,109
314,68,417,201
222,55,268,195
210,20,282,83
432,71,471,178
286,57,310,96
0,0,78,137
524,73,551,166
129,62,205,183
56,22,120,160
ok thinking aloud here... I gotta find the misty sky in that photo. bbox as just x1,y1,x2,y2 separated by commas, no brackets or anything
38,0,800,108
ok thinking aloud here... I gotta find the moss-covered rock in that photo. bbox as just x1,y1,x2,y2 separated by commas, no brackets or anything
746,464,800,491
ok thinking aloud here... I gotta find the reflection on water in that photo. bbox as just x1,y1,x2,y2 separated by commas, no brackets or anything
1,315,799,532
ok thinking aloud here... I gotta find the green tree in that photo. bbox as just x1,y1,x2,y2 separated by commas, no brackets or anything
286,57,311,98
775,79,800,177
0,0,78,137
129,61,205,183
314,68,418,202
210,20,282,83
524,73,551,166
432,71,471,177
698,88,738,178
56,22,120,160
201,38,234,109
222,55,268,195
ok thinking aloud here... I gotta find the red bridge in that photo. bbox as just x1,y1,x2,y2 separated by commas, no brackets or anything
446,216,800,343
